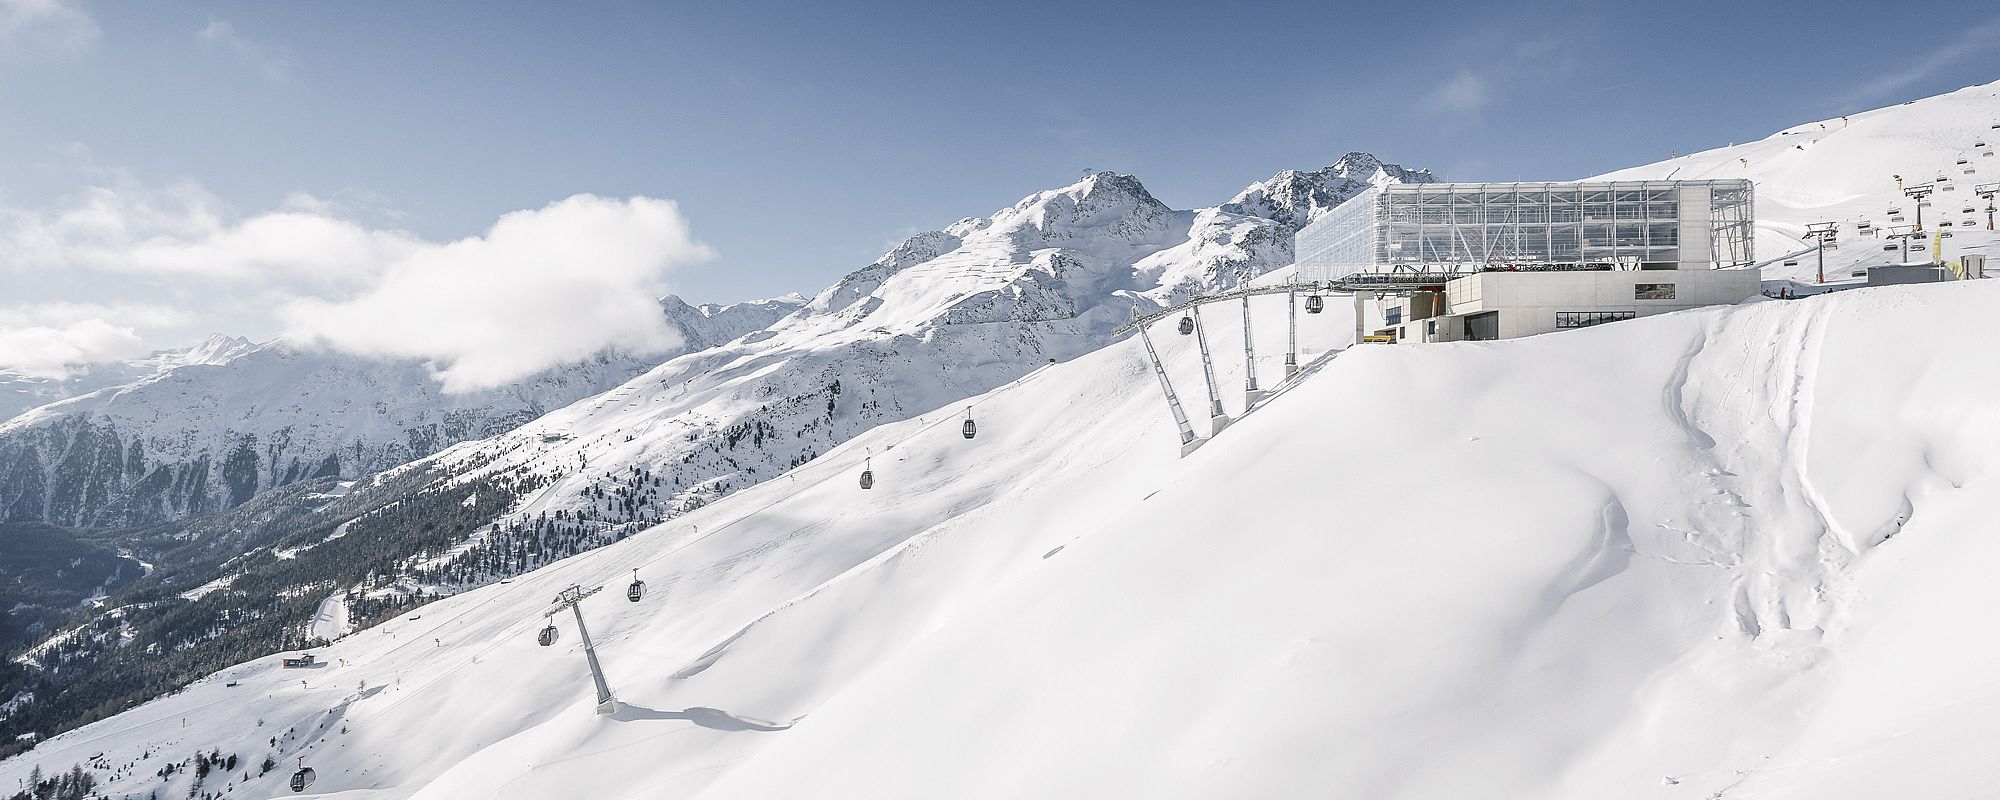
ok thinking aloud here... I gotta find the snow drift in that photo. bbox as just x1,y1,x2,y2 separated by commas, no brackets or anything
7,277,1997,799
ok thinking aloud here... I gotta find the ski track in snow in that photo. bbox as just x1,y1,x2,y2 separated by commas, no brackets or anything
7,82,2000,800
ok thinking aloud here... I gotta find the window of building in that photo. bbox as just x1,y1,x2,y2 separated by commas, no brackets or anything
1635,283,1676,300
1555,311,1637,329
1385,307,1403,325
1465,311,1500,340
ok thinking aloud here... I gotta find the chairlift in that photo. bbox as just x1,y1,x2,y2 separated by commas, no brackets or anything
626,569,646,603
290,762,316,793
1958,158,1970,165
961,407,976,439
1176,315,1194,335
1304,295,1325,314
537,621,559,647
1882,243,1898,251
1965,207,1977,214
1941,231,1955,238
859,457,874,490
1782,260,1798,267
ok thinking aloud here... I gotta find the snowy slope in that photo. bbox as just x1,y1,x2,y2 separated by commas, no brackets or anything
7,277,1995,799
1594,79,2000,283
0,334,257,425
0,296,802,527
362,157,1426,565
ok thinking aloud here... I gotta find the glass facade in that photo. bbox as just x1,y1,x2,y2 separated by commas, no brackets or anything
1555,310,1637,328
1296,180,1755,280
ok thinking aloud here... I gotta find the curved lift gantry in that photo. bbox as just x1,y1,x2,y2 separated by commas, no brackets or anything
1117,269,1466,456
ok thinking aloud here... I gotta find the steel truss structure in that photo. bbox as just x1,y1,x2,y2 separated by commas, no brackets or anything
1296,180,1756,280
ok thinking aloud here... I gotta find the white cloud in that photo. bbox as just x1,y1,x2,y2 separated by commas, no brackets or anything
0,318,147,379
1423,36,1572,125
0,0,97,61
4,181,714,391
2,180,422,284
282,195,713,393
1842,17,2000,106
198,17,292,82
0,301,189,330
1426,70,1491,117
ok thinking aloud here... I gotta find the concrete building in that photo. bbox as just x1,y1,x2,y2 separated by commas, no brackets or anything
1296,180,1760,342
1867,254,1985,285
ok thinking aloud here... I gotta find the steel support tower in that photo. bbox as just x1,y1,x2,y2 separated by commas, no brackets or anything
1137,323,1204,456
1189,304,1228,433
547,585,618,715
1240,296,1262,406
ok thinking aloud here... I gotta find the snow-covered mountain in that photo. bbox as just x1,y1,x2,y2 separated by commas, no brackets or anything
0,296,803,527
345,156,1428,550
7,80,2000,800
1593,80,2000,281
8,273,1994,798
0,334,257,423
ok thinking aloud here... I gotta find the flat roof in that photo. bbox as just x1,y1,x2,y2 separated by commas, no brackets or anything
1379,179,1752,193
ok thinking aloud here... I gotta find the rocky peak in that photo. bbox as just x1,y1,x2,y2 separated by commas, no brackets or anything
990,171,1175,246
1225,152,1439,230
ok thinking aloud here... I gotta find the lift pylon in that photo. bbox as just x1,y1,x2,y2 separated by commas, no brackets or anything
1137,323,1204,456
546,584,618,714
1188,304,1228,434
1284,289,1299,381
1240,295,1262,406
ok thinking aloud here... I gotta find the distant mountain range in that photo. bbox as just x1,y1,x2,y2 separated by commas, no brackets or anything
0,295,803,526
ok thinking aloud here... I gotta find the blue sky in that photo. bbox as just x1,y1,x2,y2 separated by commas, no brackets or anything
1,0,1996,367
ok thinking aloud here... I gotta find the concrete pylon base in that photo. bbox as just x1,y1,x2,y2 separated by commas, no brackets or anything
596,700,620,716
1244,389,1265,407
1209,414,1231,435
1178,437,1209,457
1284,364,1298,381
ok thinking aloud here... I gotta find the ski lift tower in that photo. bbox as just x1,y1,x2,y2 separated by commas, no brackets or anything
1803,222,1838,284
1903,183,1935,231
1977,182,1999,230
1884,225,1924,264
546,584,618,715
